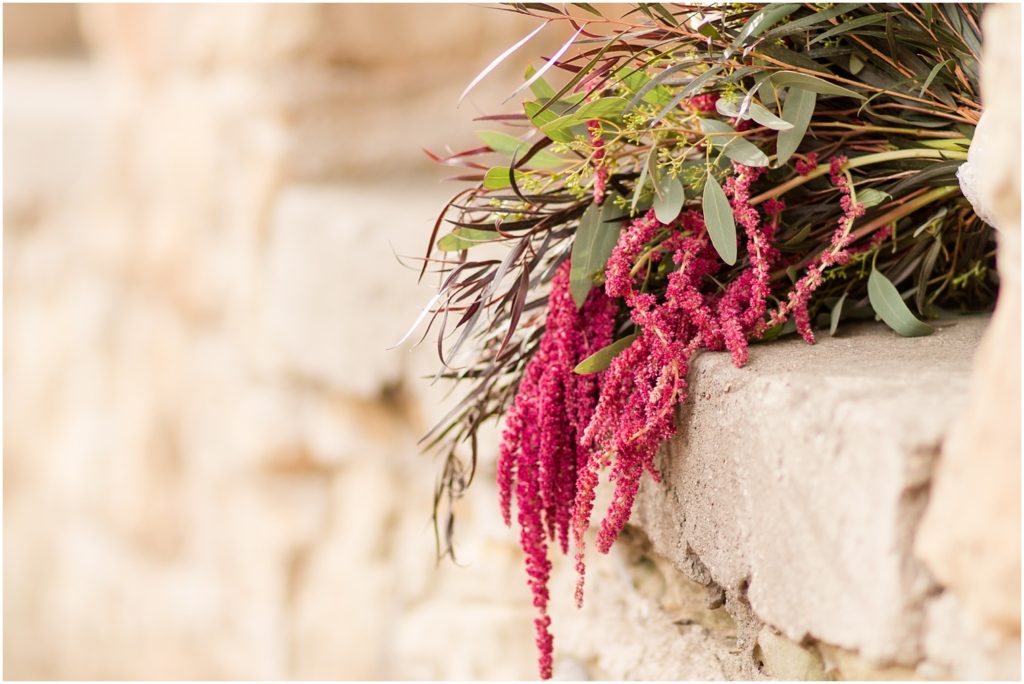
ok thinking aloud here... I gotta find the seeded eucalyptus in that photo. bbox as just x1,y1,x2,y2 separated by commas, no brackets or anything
406,4,995,677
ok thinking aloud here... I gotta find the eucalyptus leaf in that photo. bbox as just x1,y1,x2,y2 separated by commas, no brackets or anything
653,171,685,224
700,118,769,167
867,269,933,337
703,174,737,265
770,70,865,99
829,292,848,336
727,3,800,56
650,64,724,126
920,138,970,152
777,87,816,165
782,222,812,247
523,65,556,101
483,167,512,189
570,201,623,308
437,228,497,252
477,131,565,169
762,3,863,40
919,59,954,96
916,237,943,313
856,188,890,208
748,102,794,130
631,145,657,214
715,98,745,119
757,45,832,74
574,96,629,121
524,101,575,143
810,14,890,45
624,58,701,112
574,333,637,374
697,21,721,40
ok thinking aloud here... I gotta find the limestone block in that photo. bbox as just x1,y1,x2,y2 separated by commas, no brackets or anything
3,4,83,57
257,183,453,397
817,643,918,680
78,5,561,180
920,592,1021,680
914,2,1021,640
754,627,826,680
551,534,756,680
79,5,551,74
633,318,988,665
3,61,105,233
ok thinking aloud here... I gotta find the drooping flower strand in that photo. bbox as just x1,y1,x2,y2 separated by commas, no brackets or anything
505,159,869,677
570,165,788,603
762,155,866,343
588,119,608,204
496,262,615,679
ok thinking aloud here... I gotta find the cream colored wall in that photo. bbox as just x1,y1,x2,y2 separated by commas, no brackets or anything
4,4,1019,680
5,5,557,678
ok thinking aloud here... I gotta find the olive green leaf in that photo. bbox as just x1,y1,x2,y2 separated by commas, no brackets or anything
867,269,933,337
829,292,848,336
652,168,685,224
483,167,512,189
700,118,769,167
726,3,800,56
703,174,737,265
856,188,890,208
770,71,865,99
574,333,638,374
437,228,497,252
477,131,565,169
748,102,794,131
777,87,816,165
570,200,623,308
523,64,556,101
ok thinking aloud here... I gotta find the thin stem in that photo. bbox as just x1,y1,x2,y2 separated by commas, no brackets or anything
768,185,961,281
808,123,965,139
750,149,968,206
850,186,960,240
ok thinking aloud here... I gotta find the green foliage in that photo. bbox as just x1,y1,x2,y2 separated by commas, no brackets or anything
570,201,623,308
702,174,737,265
868,269,934,337
574,334,638,374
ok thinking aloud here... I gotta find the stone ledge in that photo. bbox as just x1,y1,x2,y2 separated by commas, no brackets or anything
630,316,1016,677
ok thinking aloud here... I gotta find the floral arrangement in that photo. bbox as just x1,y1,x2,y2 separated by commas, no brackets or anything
403,3,994,678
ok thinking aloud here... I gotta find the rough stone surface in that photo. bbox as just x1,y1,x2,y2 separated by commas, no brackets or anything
551,527,759,681
635,318,987,666
914,2,1022,642
755,627,827,680
4,6,547,679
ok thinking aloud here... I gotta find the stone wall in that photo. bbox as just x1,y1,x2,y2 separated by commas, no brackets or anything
5,5,556,678
4,4,1019,680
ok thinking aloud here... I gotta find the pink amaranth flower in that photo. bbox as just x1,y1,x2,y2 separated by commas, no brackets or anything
588,119,608,204
684,93,720,113
762,155,866,343
795,152,819,176
497,261,615,679
763,198,786,216
574,174,780,593
499,155,873,675
733,117,754,132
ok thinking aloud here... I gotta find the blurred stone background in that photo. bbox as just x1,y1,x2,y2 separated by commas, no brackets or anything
4,4,568,678
4,4,1019,681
